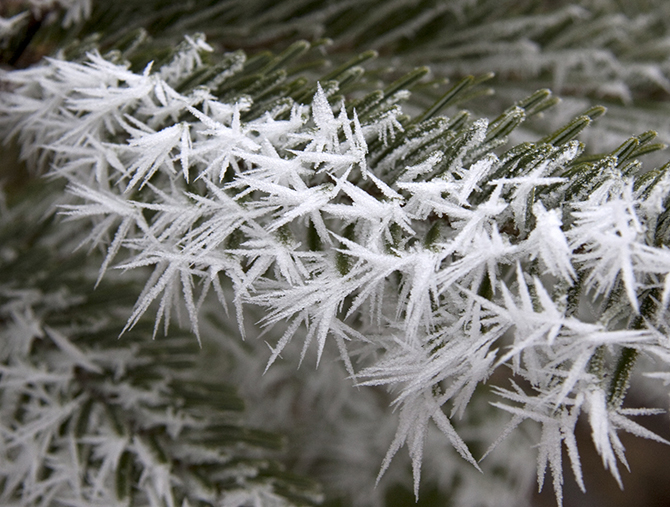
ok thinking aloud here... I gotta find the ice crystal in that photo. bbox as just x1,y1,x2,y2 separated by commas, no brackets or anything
4,6,670,503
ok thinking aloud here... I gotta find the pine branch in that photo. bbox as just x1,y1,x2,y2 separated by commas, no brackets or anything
0,184,322,506
3,2,670,506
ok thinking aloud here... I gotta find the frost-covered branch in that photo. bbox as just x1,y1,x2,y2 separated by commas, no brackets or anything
3,3,670,506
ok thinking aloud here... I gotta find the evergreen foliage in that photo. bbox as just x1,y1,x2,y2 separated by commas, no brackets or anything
0,185,323,506
3,1,670,506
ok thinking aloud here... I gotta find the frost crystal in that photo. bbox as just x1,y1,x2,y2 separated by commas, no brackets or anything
3,16,670,506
